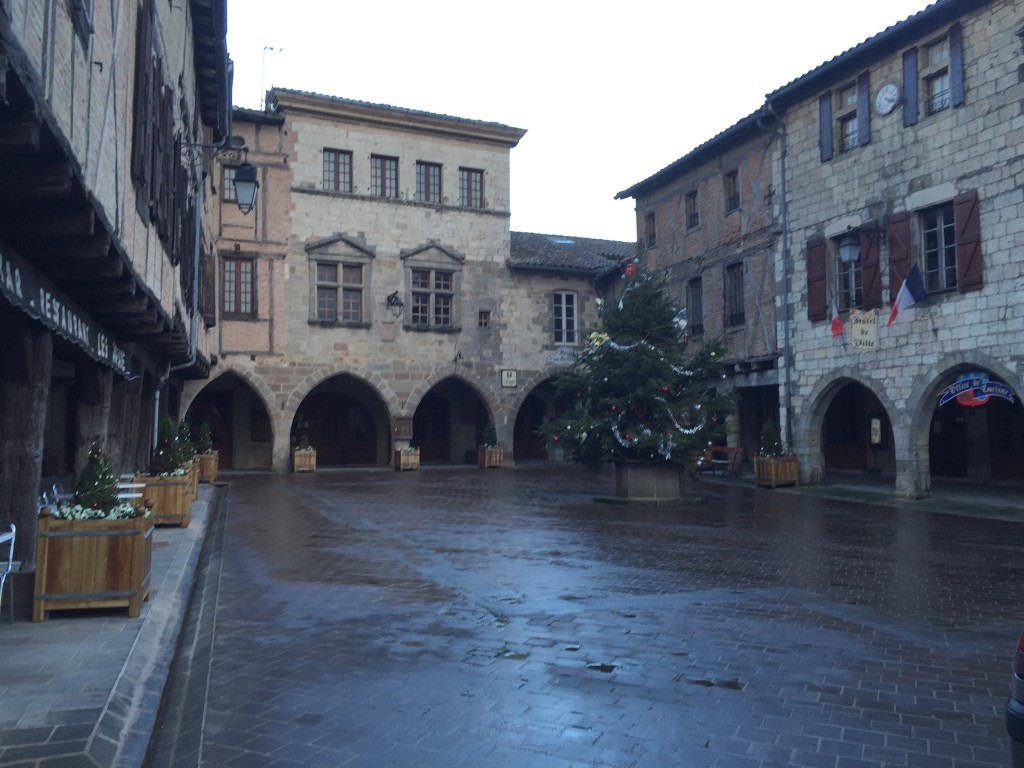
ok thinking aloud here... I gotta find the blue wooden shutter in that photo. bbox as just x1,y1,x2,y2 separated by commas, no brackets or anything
902,48,919,128
819,93,833,162
949,22,965,108
857,72,871,147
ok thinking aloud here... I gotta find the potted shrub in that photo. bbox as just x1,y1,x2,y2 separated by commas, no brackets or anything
394,445,420,471
477,421,503,468
134,417,193,527
292,434,316,472
34,442,153,621
753,420,799,489
193,421,218,483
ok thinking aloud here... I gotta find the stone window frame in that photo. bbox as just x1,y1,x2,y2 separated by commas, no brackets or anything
552,290,578,346
400,244,465,334
416,161,443,204
685,190,699,231
370,154,399,199
458,167,485,209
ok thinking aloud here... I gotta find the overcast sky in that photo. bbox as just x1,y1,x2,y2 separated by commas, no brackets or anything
227,0,932,243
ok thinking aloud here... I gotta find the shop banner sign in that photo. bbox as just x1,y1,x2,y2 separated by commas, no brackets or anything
938,372,1015,407
0,243,134,379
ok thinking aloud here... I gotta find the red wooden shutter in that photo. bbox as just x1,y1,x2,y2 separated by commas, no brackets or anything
806,237,828,321
887,212,912,304
954,189,982,292
859,224,881,308
819,94,833,162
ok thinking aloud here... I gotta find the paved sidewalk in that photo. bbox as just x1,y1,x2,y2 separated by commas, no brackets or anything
0,467,1018,767
0,485,221,768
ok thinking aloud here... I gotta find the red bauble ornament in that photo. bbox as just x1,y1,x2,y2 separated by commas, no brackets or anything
661,386,669,392
625,263,637,276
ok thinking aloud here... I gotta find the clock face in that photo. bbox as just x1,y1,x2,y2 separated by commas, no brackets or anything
875,83,900,115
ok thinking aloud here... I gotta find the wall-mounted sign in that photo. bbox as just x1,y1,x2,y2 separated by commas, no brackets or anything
0,242,134,379
850,309,878,352
938,372,1016,407
501,369,517,388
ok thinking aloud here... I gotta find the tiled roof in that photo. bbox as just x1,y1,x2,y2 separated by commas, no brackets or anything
509,232,635,277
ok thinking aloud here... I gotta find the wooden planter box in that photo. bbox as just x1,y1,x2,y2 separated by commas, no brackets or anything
33,512,154,621
195,451,218,483
614,461,683,502
478,446,504,468
394,448,420,471
186,460,199,502
293,449,316,473
135,474,192,527
753,455,800,489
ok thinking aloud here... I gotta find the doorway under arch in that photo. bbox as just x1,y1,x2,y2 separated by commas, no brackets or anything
291,375,391,467
928,369,1023,482
513,379,573,461
412,377,489,464
186,372,274,470
821,381,895,477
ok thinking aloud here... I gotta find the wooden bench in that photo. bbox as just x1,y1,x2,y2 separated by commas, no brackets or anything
695,445,744,477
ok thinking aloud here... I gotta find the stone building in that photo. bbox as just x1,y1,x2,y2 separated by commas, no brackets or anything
766,0,1023,495
615,112,782,459
616,0,1023,495
185,91,633,471
0,0,231,560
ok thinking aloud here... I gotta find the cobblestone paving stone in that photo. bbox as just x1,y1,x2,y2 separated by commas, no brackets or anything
171,468,1023,768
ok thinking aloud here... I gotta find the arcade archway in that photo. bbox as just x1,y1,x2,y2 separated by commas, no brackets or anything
290,375,391,467
821,381,895,477
412,377,489,464
186,372,274,470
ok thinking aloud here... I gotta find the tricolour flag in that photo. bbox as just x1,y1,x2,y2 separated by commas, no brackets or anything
886,264,927,326
831,299,843,337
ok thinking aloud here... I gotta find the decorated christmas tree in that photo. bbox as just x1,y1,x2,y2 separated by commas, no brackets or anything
150,417,190,474
72,441,121,512
539,261,732,471
195,421,214,454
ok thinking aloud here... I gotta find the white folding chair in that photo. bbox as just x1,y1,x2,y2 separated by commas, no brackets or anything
0,524,15,622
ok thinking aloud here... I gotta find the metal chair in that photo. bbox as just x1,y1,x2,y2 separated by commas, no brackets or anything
0,524,15,622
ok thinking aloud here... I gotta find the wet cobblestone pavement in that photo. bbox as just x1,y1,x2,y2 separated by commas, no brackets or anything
149,467,1024,767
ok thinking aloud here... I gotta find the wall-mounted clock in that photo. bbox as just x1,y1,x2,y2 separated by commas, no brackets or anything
874,83,900,115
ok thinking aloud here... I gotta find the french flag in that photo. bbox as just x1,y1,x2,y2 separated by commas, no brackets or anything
887,264,927,326
831,299,843,337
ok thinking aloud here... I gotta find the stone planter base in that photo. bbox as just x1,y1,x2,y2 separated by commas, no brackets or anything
600,462,695,506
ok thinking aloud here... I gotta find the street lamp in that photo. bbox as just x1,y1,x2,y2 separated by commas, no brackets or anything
232,154,259,215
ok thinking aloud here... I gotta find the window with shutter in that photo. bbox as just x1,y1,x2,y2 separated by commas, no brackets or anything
806,237,828,321
819,93,833,162
902,48,919,127
887,212,912,303
859,226,881,309
954,189,982,292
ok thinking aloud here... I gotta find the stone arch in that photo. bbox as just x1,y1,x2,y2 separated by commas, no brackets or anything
796,366,899,485
277,363,401,471
508,366,575,462
904,350,1024,495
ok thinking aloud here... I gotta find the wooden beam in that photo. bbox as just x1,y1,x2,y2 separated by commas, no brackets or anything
0,160,73,200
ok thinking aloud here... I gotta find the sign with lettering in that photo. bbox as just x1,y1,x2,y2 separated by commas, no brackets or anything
0,243,134,378
500,369,517,388
849,309,877,352
938,372,1015,407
